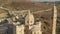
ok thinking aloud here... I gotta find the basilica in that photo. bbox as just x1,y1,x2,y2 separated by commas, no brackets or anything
12,10,42,34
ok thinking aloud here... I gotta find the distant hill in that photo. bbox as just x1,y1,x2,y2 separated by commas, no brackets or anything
55,1,60,4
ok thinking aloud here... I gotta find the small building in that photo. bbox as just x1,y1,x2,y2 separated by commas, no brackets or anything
31,25,42,34
35,21,42,28
16,25,24,34
13,21,24,34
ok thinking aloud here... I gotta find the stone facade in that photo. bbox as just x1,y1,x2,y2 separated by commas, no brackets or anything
12,10,42,34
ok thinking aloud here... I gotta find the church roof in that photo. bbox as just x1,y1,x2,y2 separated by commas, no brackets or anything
31,25,40,32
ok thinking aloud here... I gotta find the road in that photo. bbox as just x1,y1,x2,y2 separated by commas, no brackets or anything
33,8,52,14
52,5,57,34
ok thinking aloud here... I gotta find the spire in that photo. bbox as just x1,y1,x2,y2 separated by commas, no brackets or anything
28,10,31,16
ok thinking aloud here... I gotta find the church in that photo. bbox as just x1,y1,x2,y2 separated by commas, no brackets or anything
12,10,42,34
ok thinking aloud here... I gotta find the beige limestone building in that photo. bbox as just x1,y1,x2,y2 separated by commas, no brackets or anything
12,10,42,34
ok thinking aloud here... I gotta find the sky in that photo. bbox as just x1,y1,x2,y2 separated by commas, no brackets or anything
31,0,60,2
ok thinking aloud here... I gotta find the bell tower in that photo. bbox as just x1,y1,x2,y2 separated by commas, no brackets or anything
25,10,34,26
25,10,34,34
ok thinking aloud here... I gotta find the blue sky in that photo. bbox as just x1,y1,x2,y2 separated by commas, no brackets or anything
31,0,60,2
